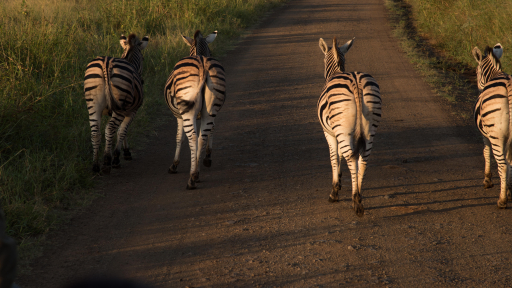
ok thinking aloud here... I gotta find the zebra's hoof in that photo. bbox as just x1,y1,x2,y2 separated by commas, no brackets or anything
92,163,100,173
203,158,212,167
123,149,132,160
193,173,200,183
484,179,494,189
353,203,365,217
497,199,507,209
186,183,196,190
112,157,121,168
168,165,178,174
328,196,338,203
187,177,197,190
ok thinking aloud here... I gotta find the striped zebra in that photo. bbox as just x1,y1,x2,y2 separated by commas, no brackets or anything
472,43,512,208
84,34,149,173
164,47,226,189
166,30,220,182
317,37,382,217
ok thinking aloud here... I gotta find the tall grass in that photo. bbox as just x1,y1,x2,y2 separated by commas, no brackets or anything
405,0,512,72
0,0,285,251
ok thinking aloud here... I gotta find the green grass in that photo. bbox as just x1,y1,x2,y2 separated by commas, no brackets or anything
405,0,512,73
0,0,285,265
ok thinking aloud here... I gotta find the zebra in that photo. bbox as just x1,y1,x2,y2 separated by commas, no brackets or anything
472,43,512,208
166,30,220,181
317,37,382,217
84,34,149,173
182,30,217,57
164,51,226,189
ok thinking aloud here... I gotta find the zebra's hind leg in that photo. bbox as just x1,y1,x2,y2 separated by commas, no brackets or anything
122,137,132,160
507,165,512,201
169,118,185,174
196,112,216,181
483,138,494,188
85,59,106,173
493,141,508,209
183,112,200,190
89,111,102,173
112,115,133,169
87,93,105,173
324,132,340,202
342,147,363,217
497,161,508,209
203,125,215,168
102,113,124,173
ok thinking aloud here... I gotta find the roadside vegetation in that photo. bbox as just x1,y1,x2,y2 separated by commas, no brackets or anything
0,0,285,267
406,0,511,72
385,0,512,120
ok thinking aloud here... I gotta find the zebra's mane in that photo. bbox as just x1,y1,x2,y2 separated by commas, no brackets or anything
484,46,502,74
128,33,139,46
193,30,202,42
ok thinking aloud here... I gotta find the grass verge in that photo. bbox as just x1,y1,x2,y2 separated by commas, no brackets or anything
0,0,286,273
404,0,511,73
384,0,487,121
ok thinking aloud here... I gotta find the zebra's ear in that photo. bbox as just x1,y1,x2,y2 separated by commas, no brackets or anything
319,38,329,55
339,37,355,54
205,31,217,43
493,43,503,59
472,47,483,63
139,36,149,50
120,35,128,50
332,37,339,63
182,35,194,47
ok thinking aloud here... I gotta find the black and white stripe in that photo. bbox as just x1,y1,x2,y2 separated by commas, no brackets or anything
84,34,149,173
317,37,382,217
164,54,226,189
182,30,217,57
472,43,512,208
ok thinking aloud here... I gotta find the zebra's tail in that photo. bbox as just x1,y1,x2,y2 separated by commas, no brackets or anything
103,57,122,112
353,85,366,157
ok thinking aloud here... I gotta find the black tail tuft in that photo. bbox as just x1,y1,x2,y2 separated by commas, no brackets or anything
356,133,366,155
178,100,196,114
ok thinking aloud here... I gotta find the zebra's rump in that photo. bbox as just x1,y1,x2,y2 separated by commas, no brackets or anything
317,71,381,138
474,73,512,138
165,56,226,118
204,57,226,117
84,56,143,116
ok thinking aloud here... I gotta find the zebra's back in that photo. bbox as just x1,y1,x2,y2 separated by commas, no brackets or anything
164,56,226,118
318,71,381,145
85,56,143,116
474,73,512,141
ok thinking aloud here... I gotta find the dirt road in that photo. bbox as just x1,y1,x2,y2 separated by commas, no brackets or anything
20,0,512,287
